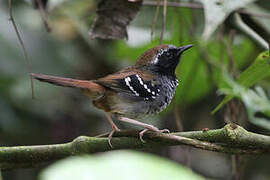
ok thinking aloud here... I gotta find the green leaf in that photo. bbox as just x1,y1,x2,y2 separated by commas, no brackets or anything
218,75,270,130
212,51,270,114
39,151,209,180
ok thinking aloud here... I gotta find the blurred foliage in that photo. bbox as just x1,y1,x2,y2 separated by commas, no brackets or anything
213,51,270,113
39,150,209,180
1,0,270,180
219,73,270,129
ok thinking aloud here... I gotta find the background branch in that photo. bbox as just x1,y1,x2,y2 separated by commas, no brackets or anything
1,124,270,170
160,0,167,44
8,0,35,98
35,0,51,32
231,13,268,49
143,1,270,19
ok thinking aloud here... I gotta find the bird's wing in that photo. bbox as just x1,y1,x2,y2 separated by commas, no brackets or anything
96,68,161,100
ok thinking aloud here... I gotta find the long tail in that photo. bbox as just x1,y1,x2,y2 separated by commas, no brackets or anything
31,73,105,99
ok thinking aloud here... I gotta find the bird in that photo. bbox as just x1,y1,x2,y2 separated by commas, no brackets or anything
31,44,193,147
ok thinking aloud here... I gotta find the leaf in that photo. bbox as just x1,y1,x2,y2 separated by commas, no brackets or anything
199,0,257,40
218,75,270,130
39,151,209,180
246,87,270,130
212,51,270,114
90,0,142,40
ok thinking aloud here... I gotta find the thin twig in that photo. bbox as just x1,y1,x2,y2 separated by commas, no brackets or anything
173,99,192,168
227,30,236,74
160,0,167,44
223,36,242,178
173,100,183,132
232,156,238,180
226,102,242,180
218,25,226,66
221,29,236,75
144,1,202,9
8,0,35,99
36,0,51,32
151,0,160,41
189,0,197,35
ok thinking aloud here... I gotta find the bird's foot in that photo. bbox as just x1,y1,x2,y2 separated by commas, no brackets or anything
108,126,120,148
139,126,170,143
117,117,170,143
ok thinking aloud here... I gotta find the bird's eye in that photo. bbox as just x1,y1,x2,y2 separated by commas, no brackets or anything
165,51,173,58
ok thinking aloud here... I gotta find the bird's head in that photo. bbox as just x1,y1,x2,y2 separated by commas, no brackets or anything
136,44,193,76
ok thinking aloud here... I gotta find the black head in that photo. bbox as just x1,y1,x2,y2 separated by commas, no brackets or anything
149,44,193,76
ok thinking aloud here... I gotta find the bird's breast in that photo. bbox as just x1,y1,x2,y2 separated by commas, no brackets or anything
147,76,178,114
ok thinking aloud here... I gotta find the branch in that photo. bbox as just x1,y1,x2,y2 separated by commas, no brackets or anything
230,13,268,49
143,1,270,19
8,0,35,98
1,124,270,170
35,0,51,32
150,0,160,41
144,1,269,49
160,0,167,44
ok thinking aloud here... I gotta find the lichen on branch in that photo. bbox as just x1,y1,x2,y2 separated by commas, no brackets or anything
1,124,270,170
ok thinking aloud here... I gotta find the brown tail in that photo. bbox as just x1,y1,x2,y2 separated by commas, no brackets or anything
31,73,105,99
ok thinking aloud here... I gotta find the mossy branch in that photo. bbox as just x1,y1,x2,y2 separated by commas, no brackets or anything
1,124,270,170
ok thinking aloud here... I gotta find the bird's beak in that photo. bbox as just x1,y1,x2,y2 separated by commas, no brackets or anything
177,44,193,56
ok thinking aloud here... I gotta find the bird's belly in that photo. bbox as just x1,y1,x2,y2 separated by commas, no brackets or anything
112,100,169,119
111,85,176,119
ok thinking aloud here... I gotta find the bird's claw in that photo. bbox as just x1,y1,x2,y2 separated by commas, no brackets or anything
139,129,149,143
139,128,170,143
108,128,120,148
160,129,170,133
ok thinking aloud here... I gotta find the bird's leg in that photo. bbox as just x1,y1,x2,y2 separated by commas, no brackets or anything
105,112,120,148
118,117,169,142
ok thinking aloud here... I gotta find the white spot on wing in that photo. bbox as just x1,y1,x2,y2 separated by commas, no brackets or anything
136,74,144,85
143,84,147,89
125,77,139,96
